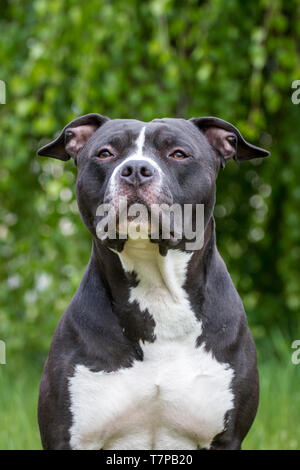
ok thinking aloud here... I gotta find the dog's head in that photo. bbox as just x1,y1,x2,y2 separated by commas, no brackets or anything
38,114,269,252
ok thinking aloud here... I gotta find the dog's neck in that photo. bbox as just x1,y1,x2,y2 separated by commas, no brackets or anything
116,239,192,301
92,217,217,302
84,218,218,343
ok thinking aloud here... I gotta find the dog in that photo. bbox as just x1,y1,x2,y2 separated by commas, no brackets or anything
37,114,269,450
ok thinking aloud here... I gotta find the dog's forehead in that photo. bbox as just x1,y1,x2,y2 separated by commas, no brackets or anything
147,118,198,141
97,118,200,145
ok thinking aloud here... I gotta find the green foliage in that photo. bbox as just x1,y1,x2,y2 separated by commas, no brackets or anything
0,0,299,364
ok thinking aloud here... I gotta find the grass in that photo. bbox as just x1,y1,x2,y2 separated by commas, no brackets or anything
0,354,299,450
0,363,42,450
244,359,300,449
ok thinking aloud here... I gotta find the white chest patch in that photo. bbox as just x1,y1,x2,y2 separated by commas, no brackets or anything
69,241,234,450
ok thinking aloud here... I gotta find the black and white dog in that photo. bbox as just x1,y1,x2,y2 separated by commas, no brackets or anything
37,114,269,450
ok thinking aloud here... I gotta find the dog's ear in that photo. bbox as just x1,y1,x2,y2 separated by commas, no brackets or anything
190,116,269,168
37,113,109,162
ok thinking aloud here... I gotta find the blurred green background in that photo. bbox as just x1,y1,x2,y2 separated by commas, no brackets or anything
0,0,300,450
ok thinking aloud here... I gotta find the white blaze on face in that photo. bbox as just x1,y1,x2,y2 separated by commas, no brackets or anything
109,126,163,192
133,125,146,159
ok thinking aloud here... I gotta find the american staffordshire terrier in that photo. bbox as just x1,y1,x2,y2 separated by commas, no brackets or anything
37,114,269,450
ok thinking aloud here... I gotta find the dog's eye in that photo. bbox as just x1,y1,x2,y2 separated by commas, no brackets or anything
98,149,113,159
169,150,187,160
65,129,75,142
227,135,237,146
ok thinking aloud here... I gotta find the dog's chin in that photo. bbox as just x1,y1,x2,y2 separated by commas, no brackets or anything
100,220,183,256
116,219,150,236
101,235,182,257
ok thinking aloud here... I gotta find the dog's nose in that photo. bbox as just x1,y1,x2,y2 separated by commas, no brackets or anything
120,160,155,186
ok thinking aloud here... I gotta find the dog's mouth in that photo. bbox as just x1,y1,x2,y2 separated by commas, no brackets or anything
116,204,151,237
96,197,184,254
96,183,184,253
105,179,173,209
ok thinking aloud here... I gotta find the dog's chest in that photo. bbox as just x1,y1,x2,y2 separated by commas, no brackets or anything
69,338,234,450
68,243,234,449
